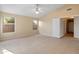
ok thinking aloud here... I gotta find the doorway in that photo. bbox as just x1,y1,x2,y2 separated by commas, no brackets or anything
66,18,74,37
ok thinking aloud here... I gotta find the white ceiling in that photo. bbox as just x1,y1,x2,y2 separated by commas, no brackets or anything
0,4,64,17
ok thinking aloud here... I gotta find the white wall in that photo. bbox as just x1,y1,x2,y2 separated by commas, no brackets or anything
52,17,60,38
74,16,79,38
39,18,52,37
39,17,65,38
52,17,65,38
60,19,65,37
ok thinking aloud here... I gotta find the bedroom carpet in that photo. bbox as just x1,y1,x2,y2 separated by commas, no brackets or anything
0,34,79,54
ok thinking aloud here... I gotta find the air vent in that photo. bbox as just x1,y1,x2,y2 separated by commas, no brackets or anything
66,8,72,11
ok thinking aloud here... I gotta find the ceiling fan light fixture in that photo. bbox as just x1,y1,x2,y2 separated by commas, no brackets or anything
35,11,39,14
34,4,40,14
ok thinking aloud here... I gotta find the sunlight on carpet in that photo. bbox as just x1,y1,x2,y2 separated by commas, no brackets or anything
2,49,14,54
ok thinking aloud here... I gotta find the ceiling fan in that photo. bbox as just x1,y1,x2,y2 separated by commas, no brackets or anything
33,4,42,15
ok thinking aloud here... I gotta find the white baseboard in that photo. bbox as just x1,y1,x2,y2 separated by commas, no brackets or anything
74,35,79,38
39,33,64,38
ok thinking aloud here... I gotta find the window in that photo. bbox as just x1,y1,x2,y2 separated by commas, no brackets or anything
3,16,15,33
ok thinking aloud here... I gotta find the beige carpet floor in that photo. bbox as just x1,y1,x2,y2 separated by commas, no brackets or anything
0,34,79,54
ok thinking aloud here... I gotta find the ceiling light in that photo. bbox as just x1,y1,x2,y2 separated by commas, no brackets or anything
35,4,40,14
35,11,39,14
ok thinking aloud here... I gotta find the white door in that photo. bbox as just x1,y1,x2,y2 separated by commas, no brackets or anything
74,16,79,38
